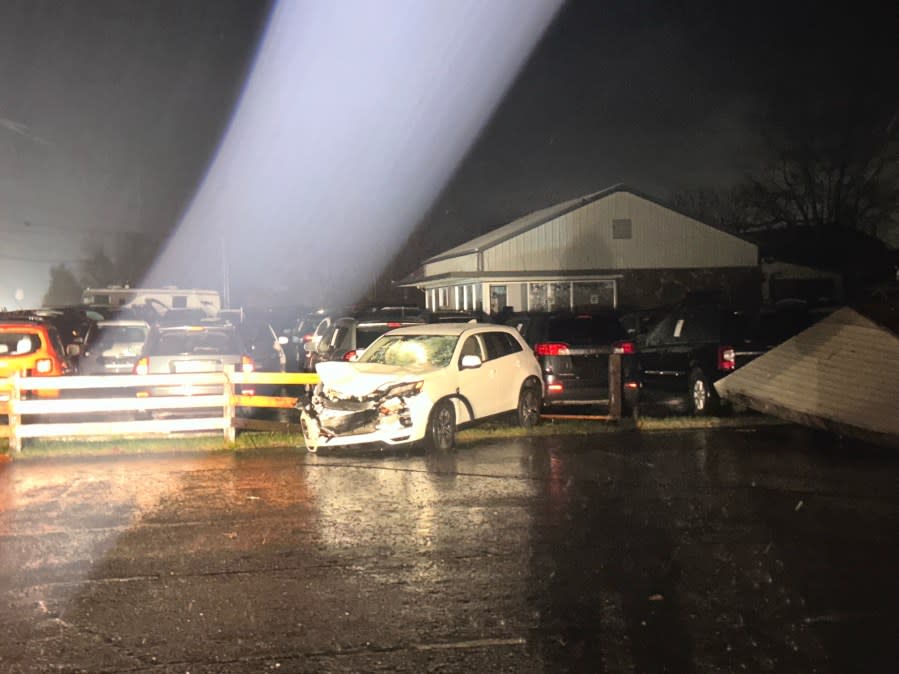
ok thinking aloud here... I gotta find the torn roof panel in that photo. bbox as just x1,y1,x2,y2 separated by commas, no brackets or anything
715,307,899,444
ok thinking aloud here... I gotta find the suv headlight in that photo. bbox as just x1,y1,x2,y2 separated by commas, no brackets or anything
379,380,423,399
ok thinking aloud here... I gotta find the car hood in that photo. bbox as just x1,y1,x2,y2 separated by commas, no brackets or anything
316,361,439,397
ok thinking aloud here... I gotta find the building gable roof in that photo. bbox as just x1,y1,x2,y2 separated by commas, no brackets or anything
424,183,748,264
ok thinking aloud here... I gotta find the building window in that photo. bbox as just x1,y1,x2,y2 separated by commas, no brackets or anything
489,285,507,313
612,218,632,239
529,281,570,311
572,281,616,310
528,283,547,311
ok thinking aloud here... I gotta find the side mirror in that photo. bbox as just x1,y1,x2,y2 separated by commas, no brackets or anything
460,354,482,369
303,341,315,353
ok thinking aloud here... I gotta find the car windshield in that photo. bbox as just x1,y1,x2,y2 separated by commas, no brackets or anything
357,334,459,367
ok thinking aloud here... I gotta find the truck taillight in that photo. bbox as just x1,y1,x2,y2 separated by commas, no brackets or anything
134,357,149,376
35,358,53,374
613,340,635,354
535,342,570,356
240,355,256,373
718,346,736,371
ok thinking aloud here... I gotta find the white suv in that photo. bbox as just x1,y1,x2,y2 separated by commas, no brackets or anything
300,323,543,451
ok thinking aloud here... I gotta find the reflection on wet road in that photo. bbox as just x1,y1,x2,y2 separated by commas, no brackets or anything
0,426,897,672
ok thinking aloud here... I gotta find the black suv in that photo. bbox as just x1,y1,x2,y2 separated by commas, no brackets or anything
636,302,768,414
506,311,637,411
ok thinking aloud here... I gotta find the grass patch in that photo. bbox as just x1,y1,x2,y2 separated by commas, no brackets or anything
1,431,302,460
0,413,786,459
635,413,786,431
456,418,617,446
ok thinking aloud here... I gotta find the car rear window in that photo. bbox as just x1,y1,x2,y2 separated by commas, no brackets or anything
545,316,626,345
0,331,43,355
356,327,393,349
153,328,242,355
90,326,148,348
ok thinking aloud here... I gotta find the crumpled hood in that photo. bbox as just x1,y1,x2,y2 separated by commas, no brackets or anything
316,361,438,398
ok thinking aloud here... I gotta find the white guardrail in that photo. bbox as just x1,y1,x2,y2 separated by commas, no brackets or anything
0,371,319,452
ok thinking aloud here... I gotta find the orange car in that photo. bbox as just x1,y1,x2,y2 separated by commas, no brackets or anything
0,318,72,400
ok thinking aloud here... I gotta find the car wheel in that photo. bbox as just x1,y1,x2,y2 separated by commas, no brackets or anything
688,368,718,416
425,400,456,452
517,384,541,428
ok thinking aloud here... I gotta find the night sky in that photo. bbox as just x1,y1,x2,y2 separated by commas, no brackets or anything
1,0,896,309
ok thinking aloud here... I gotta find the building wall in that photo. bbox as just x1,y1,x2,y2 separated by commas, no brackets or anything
482,191,756,272
414,189,762,313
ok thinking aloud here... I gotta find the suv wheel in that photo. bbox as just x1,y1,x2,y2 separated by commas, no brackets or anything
689,368,718,415
517,384,541,428
425,400,456,451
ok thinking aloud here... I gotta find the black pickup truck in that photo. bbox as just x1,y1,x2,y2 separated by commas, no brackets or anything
635,302,769,415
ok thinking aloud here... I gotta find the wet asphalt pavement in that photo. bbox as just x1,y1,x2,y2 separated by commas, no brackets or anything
0,425,897,673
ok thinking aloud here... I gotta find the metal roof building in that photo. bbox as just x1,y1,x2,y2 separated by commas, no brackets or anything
401,185,759,314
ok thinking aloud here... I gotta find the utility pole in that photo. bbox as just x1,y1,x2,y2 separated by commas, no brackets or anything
221,236,231,309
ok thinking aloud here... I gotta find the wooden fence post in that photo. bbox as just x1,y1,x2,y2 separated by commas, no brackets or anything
9,372,22,452
224,368,236,444
608,353,622,420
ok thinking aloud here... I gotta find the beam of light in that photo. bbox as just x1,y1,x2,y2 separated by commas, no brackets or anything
142,0,562,307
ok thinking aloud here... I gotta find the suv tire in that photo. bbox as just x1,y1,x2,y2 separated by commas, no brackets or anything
517,384,541,428
425,399,456,452
689,368,718,415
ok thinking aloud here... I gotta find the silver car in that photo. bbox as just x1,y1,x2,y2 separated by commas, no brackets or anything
134,322,255,397
77,320,150,375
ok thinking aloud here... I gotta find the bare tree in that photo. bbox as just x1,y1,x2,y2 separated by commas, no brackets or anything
746,105,899,237
669,186,754,231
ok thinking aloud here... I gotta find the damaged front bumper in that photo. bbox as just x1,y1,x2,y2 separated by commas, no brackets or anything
299,381,427,451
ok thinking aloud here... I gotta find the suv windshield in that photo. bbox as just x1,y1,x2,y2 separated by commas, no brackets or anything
358,334,459,368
